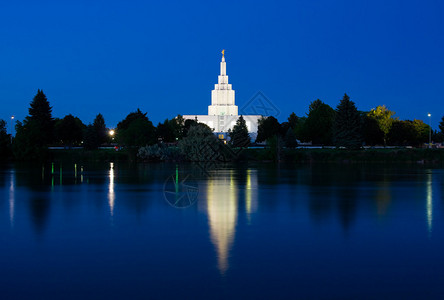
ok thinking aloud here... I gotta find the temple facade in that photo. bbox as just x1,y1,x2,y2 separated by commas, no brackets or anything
183,51,262,140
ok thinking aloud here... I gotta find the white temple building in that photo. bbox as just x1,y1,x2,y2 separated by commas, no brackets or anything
183,51,262,140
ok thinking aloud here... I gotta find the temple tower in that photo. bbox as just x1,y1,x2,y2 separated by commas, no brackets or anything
208,50,238,116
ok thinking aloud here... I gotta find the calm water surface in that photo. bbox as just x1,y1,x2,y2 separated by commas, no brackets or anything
1,162,444,299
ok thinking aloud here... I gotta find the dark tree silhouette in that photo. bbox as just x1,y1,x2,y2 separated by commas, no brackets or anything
303,99,335,145
256,116,280,143
116,109,155,147
229,115,250,148
55,114,85,146
334,94,362,149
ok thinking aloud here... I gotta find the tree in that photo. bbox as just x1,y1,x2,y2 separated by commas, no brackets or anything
362,113,384,146
93,113,108,145
303,99,335,145
388,120,416,146
439,116,444,135
183,119,198,137
229,115,250,148
288,112,299,129
411,119,430,146
284,127,298,148
170,115,185,140
294,116,307,142
13,90,55,159
179,123,220,161
256,116,280,143
116,109,155,147
55,114,85,146
83,114,108,149
156,119,176,143
0,120,12,159
26,89,55,145
334,93,362,149
367,105,396,146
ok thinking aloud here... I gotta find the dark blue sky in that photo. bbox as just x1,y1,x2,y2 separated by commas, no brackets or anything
1,0,443,131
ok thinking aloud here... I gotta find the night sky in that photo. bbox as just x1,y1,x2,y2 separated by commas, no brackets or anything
1,0,443,132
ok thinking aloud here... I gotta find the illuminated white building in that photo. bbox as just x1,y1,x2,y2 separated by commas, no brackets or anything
183,51,262,139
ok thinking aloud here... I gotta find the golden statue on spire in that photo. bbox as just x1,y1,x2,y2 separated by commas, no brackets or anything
221,49,225,57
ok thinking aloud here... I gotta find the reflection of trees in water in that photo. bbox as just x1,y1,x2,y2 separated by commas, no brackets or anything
336,188,358,231
305,164,364,231
29,195,50,235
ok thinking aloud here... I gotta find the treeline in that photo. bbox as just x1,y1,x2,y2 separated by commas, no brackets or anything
0,90,201,161
1,90,443,161
257,94,444,149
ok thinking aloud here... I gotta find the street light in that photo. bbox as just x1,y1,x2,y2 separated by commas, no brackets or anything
10,115,14,144
428,113,431,148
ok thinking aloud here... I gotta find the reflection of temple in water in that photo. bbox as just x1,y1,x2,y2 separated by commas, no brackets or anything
205,169,257,274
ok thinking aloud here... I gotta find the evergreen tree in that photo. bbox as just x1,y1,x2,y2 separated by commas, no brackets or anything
93,113,107,145
229,115,250,148
284,127,298,148
334,94,362,149
26,89,54,144
288,112,299,129
13,90,54,159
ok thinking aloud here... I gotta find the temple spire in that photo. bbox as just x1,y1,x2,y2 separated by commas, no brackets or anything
220,50,226,75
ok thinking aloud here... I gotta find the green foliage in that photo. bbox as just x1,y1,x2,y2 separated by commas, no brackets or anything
294,116,307,141
256,116,280,143
367,105,396,145
229,115,250,148
55,114,85,146
138,144,181,161
178,123,220,161
303,99,335,145
334,94,362,149
411,119,430,145
183,119,198,137
284,127,298,148
266,135,284,161
116,109,155,147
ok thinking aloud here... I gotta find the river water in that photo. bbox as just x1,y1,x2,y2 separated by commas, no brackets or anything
0,162,443,299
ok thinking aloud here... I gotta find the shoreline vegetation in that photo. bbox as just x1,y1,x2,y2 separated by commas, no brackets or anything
2,90,444,164
27,147,444,165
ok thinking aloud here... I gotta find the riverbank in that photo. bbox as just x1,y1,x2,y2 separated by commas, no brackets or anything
38,147,444,164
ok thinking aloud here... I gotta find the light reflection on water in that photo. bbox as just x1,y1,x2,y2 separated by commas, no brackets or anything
0,162,444,299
